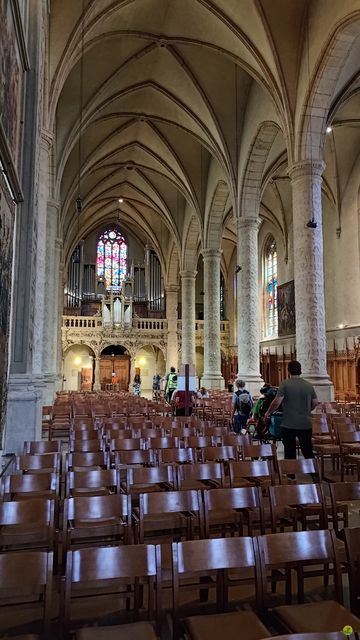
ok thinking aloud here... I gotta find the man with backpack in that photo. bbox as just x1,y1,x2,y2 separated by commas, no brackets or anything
164,366,178,403
232,379,253,433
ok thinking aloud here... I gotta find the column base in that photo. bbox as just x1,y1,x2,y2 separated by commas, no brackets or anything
237,373,264,397
302,375,334,402
3,375,43,454
200,373,225,390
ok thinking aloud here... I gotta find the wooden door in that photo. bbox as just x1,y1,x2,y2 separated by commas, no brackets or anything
114,356,130,390
100,357,113,388
81,368,93,391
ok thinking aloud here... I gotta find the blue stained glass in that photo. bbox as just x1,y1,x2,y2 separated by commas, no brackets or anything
96,227,127,289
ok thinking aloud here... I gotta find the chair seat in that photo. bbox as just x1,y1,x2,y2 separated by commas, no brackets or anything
184,610,271,640
75,622,158,640
272,600,360,633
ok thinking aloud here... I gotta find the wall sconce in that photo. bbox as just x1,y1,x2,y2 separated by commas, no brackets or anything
74,356,82,366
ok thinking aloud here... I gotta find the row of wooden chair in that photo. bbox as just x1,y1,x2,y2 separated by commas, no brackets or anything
2,529,360,639
2,481,360,554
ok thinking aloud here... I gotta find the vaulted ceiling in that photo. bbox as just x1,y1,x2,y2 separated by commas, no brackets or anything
49,0,360,277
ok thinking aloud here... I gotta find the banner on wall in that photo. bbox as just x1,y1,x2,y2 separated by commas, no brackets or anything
278,280,296,337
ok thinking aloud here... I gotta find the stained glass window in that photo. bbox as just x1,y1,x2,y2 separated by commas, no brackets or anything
264,237,278,337
96,227,127,289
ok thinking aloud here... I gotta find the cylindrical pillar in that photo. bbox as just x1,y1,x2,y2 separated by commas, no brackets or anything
288,160,333,400
236,217,263,394
166,285,179,371
180,270,197,366
93,356,101,391
201,249,224,389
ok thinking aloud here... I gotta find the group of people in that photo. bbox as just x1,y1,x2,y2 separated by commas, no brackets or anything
232,360,319,459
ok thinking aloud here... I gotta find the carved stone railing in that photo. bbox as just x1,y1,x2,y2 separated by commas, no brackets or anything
62,315,230,355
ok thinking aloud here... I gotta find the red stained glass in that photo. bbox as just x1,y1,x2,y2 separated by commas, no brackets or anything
96,227,127,289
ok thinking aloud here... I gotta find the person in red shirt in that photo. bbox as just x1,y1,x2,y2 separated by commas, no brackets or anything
171,389,196,416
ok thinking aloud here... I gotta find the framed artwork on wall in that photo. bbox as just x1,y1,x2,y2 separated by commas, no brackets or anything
278,280,296,337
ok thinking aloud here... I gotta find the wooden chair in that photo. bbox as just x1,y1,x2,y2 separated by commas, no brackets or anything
257,529,360,633
134,490,203,543
110,438,146,452
329,482,360,531
0,551,53,635
65,469,122,498
203,486,265,538
63,494,131,550
66,452,109,471
113,449,155,467
268,483,327,533
343,527,360,617
278,458,321,484
158,447,196,465
172,537,270,640
23,440,61,455
177,462,225,490
16,453,61,474
147,436,181,450
241,443,277,464
104,428,133,442
64,544,161,638
229,460,275,488
69,439,104,453
69,428,101,440
124,465,177,496
221,433,252,448
186,436,214,461
1,473,59,501
0,498,55,551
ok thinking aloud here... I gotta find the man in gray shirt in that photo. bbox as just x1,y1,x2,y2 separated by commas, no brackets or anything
264,360,319,459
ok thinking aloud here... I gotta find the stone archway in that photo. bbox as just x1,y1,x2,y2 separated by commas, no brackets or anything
63,344,96,392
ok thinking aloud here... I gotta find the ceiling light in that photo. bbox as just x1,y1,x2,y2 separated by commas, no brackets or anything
118,198,123,203
326,126,332,133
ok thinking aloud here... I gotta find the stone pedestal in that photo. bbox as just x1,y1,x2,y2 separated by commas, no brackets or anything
4,375,43,454
201,249,224,389
180,270,197,367
236,218,263,395
289,161,333,400
166,285,179,371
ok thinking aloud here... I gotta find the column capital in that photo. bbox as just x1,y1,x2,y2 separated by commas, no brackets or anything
236,217,261,231
180,270,197,279
288,160,325,181
201,248,222,260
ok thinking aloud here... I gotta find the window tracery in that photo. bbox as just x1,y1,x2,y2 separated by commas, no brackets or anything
96,227,127,289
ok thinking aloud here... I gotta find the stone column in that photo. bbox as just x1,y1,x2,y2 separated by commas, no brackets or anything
180,270,197,366
166,285,179,371
93,356,101,391
201,249,224,389
236,217,263,395
288,161,333,400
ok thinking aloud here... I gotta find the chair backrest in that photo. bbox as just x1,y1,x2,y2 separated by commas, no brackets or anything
178,462,225,487
329,481,360,530
64,494,131,525
343,527,360,616
202,445,238,462
125,466,176,492
159,447,195,465
0,550,53,632
203,486,264,537
257,529,342,608
23,440,61,455
147,436,180,449
104,428,133,441
242,443,276,460
113,449,155,466
1,472,59,500
70,428,100,439
0,497,54,533
110,438,145,451
16,453,61,474
229,460,274,487
186,436,213,449
67,451,108,471
221,433,252,447
138,490,203,541
338,431,360,444
278,458,321,483
69,439,104,453
64,544,161,631
269,483,327,531
66,469,120,497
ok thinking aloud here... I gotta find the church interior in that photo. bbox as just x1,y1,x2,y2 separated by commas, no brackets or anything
1,0,360,638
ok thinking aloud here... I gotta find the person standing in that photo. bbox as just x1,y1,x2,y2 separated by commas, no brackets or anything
164,366,177,403
232,379,253,434
264,360,319,459
133,373,141,396
171,388,196,416
152,372,161,399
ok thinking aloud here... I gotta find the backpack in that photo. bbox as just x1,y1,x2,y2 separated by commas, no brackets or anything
235,389,252,416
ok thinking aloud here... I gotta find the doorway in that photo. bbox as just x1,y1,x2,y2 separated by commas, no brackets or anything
100,345,130,390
